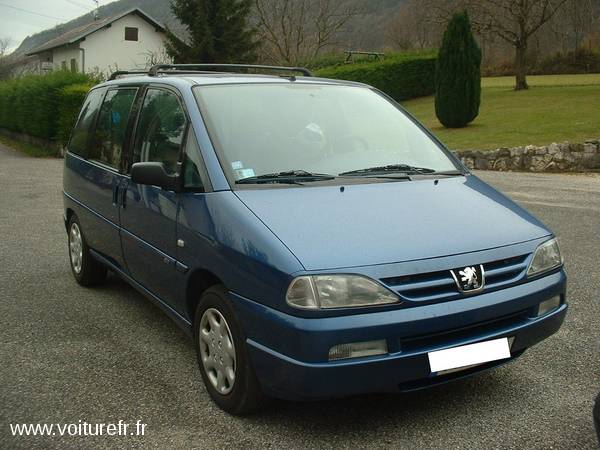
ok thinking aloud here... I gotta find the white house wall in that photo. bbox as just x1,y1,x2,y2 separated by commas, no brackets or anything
52,46,81,71
79,13,168,75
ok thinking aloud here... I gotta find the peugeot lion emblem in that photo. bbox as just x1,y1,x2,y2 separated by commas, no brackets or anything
450,265,485,293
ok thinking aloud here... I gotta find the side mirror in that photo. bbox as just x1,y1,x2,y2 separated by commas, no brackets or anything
130,162,181,191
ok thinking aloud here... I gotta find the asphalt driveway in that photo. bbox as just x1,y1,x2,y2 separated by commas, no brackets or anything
1,143,598,449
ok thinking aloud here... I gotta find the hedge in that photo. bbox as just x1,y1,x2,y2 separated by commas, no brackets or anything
57,82,94,146
316,53,437,102
0,71,92,145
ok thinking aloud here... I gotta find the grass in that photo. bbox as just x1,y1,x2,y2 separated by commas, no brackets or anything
0,134,59,157
402,74,600,150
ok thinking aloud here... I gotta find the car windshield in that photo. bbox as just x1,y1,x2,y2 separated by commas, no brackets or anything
193,83,458,184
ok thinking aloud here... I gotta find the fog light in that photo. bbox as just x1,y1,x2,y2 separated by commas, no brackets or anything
328,340,388,361
537,296,561,317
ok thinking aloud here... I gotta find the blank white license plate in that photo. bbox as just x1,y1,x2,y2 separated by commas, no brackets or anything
428,338,511,373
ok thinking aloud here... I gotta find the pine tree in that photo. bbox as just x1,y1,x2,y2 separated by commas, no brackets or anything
435,12,482,128
165,0,258,64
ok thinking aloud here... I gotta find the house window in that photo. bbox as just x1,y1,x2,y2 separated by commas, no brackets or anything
61,61,67,70
70,58,77,72
124,27,138,41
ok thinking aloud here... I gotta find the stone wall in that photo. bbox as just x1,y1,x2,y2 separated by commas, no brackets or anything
455,140,600,172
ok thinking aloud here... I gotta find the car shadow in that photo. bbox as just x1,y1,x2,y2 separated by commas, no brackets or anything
247,369,519,431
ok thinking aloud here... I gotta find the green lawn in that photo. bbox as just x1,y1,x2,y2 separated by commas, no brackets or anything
402,74,600,150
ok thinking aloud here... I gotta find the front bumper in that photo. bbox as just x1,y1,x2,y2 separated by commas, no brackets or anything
230,270,567,401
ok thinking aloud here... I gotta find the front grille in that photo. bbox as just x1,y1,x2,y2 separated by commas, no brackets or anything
381,254,530,304
400,308,530,353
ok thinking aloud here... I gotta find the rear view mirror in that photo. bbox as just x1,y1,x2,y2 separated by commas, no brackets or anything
131,162,181,191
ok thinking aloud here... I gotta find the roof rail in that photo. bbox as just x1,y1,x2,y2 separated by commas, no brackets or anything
108,70,148,81
147,64,314,77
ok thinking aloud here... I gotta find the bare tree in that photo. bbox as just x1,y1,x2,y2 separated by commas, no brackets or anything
254,0,358,65
467,0,569,90
0,37,14,79
141,49,173,68
548,0,600,53
0,36,12,57
386,0,444,50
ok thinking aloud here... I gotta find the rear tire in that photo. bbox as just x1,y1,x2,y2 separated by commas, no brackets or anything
67,214,107,286
194,285,267,415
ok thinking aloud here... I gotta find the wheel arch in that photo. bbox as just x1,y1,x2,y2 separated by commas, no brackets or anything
65,208,75,232
186,268,224,323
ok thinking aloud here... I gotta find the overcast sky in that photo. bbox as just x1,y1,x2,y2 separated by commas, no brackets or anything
0,0,114,52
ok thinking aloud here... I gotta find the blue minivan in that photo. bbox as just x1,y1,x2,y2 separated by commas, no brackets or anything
63,64,567,414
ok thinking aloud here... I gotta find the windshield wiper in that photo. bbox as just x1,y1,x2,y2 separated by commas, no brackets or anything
434,170,465,176
339,164,438,176
235,170,336,185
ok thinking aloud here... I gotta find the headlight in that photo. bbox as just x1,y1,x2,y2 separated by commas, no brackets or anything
286,275,400,310
527,238,562,277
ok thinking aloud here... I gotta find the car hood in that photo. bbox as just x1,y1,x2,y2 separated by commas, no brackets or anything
234,175,551,271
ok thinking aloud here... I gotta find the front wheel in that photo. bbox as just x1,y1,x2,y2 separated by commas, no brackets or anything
194,285,266,415
67,214,107,286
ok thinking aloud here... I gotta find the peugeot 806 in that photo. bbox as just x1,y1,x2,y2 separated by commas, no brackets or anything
63,64,567,414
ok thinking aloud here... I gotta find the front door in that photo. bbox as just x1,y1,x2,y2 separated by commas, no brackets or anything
120,87,188,306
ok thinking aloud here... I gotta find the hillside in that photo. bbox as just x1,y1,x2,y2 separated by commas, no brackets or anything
13,0,406,56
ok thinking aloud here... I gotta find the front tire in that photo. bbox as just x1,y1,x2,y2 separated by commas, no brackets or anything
194,285,266,415
67,214,107,286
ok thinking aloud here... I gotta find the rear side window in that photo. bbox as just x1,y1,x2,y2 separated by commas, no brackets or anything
69,88,105,157
132,88,187,175
89,88,137,170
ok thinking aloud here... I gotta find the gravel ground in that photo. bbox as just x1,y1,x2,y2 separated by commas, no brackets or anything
1,143,598,449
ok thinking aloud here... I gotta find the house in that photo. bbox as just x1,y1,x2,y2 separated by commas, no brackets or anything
24,8,170,76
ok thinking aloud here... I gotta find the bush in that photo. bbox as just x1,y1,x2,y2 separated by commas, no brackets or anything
316,52,437,101
484,48,600,77
531,48,600,75
57,83,93,146
0,71,91,143
306,52,386,70
435,12,481,128
305,53,348,70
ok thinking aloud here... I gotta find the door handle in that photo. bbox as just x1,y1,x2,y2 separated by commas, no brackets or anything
112,184,119,207
120,184,127,209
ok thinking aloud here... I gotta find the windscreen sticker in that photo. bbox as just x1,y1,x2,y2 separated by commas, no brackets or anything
235,168,255,179
231,161,244,170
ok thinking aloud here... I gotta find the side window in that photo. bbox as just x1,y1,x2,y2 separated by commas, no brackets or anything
69,88,105,157
133,88,187,175
90,88,137,170
183,129,205,190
